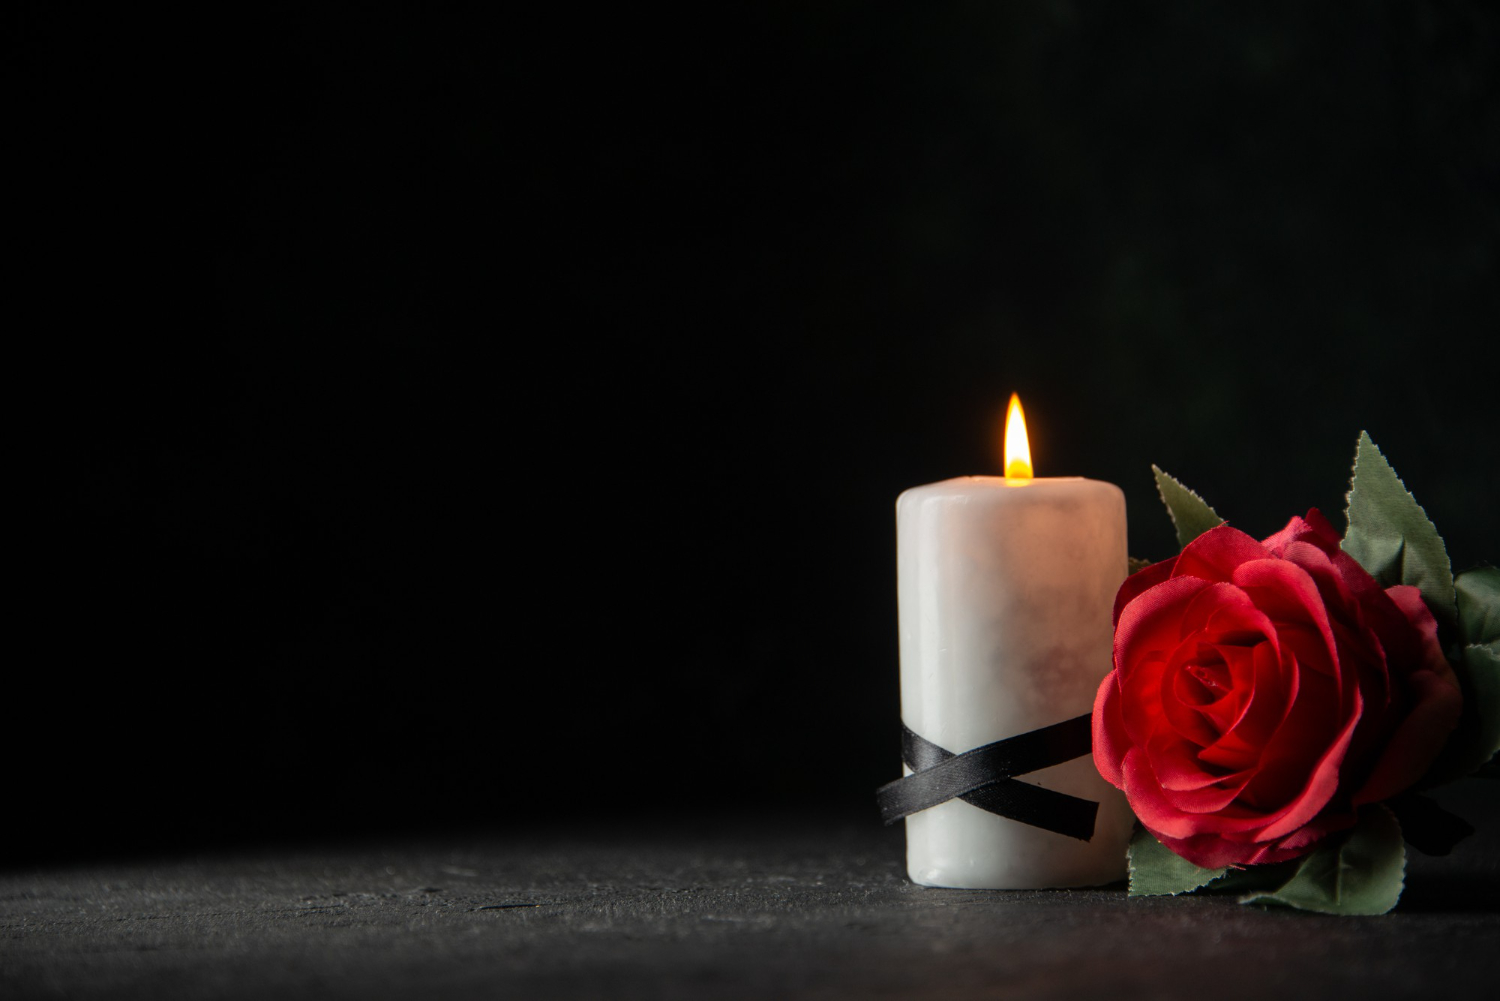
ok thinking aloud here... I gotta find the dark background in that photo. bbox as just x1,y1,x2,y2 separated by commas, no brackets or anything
15,2,1499,862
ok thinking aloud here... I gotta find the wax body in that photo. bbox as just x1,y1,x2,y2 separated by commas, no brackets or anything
896,476,1134,889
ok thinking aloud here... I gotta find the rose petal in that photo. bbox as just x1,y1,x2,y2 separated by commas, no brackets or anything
1253,671,1362,841
1218,642,1258,692
1279,540,1360,626
1125,747,1278,838
1352,581,1425,671
1152,806,1349,869
1179,582,1274,644
1120,748,1206,839
1118,650,1171,748
1337,619,1395,774
1233,558,1341,680
1260,514,1313,558
1161,642,1227,747
1203,599,1281,653
1091,672,1129,788
1353,589,1462,803
1163,778,1256,815
1199,641,1292,770
1149,732,1255,813
1353,666,1461,803
1385,584,1445,668
1114,575,1215,680
1114,557,1177,627
1261,509,1338,556
1173,525,1270,584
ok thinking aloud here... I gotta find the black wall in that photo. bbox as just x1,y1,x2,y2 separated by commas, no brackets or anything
17,2,1499,862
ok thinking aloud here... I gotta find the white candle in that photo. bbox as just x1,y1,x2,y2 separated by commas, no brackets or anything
895,396,1133,889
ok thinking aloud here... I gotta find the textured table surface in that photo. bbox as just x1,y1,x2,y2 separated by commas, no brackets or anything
4,783,1498,1000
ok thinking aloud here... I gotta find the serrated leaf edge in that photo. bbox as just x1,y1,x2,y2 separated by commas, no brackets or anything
1341,430,1455,619
1236,806,1407,916
1152,464,1225,551
1127,829,1226,897
1342,431,1438,536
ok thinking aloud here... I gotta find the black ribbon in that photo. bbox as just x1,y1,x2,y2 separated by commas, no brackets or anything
875,714,1099,841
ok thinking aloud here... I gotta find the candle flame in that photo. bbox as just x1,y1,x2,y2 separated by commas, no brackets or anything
1004,393,1033,478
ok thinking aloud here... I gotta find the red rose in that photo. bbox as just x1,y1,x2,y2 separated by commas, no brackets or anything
1093,510,1461,868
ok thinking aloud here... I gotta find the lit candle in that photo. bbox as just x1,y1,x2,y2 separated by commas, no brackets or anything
893,394,1133,889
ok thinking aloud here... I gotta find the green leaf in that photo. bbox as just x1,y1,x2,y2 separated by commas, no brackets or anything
1456,566,1500,647
1428,642,1500,782
1442,568,1500,777
1199,860,1301,894
1127,826,1226,896
1239,806,1406,916
1127,556,1156,575
1341,431,1455,627
1465,642,1500,766
1152,465,1225,551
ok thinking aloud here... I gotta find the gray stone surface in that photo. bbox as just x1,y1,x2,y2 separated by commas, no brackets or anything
3,783,1497,1000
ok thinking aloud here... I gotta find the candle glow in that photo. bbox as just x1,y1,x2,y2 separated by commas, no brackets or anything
1004,393,1033,479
